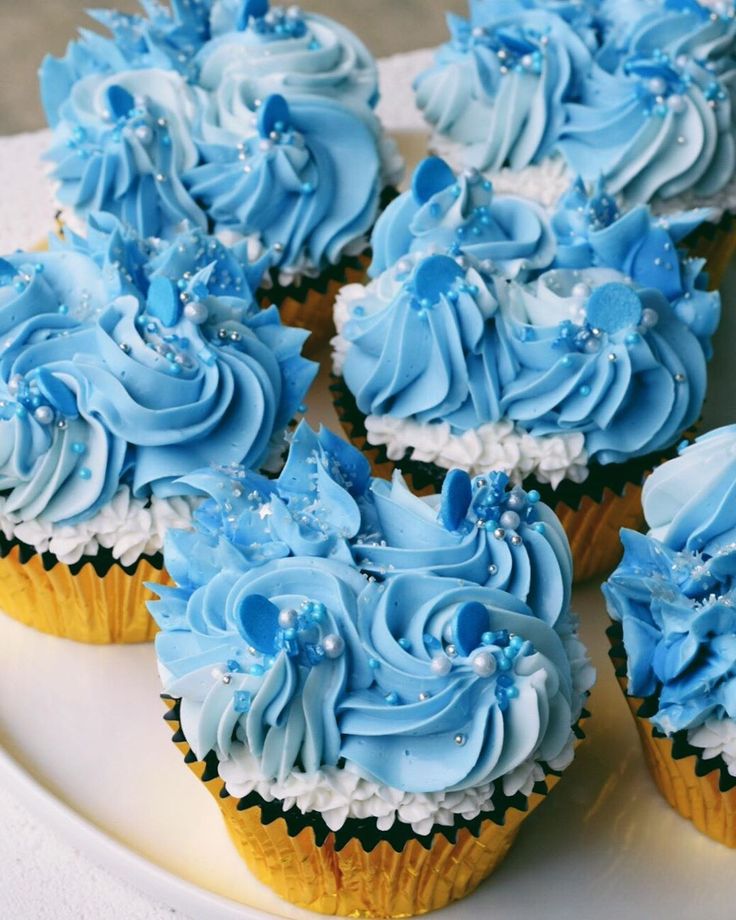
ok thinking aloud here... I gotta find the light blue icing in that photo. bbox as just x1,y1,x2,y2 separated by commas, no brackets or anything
339,250,718,468
339,575,575,792
200,1,378,111
41,1,398,261
152,556,374,775
552,177,721,356
642,425,736,561
414,5,593,172
163,420,370,590
354,469,572,627
499,268,710,464
559,1,736,203
342,254,511,431
0,221,316,526
45,70,208,239
604,527,736,735
370,157,555,279
151,420,592,793
186,92,384,274
39,1,212,126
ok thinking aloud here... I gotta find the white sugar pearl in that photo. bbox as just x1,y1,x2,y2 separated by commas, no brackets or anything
278,609,298,629
471,651,496,678
33,405,54,425
184,302,208,324
431,655,452,676
322,634,345,659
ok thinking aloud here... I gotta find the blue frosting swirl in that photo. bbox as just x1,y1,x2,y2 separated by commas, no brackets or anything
339,575,575,792
604,527,736,735
354,468,572,627
0,222,316,526
559,2,736,202
642,425,736,560
370,157,555,279
152,556,373,774
39,1,212,125
163,420,371,590
499,268,710,464
552,177,721,356
414,5,593,171
45,70,208,238
186,92,384,275
341,254,510,430
201,1,378,110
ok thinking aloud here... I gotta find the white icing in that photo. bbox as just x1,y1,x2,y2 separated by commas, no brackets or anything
216,732,575,835
430,136,736,221
0,487,196,567
687,718,736,778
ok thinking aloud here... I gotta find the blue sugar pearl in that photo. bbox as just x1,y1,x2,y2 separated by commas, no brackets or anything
497,674,513,689
34,263,44,274
527,490,540,504
533,522,546,534
503,646,517,660
561,355,572,367
284,627,297,640
497,657,512,671
249,664,265,677
233,691,252,714
226,659,242,672
398,638,411,650
497,695,509,712
626,333,639,346
301,181,315,194
15,405,27,418
310,602,326,622
13,281,25,293
509,635,523,651
506,686,519,699
169,364,182,375
385,691,400,706
71,442,86,455
353,306,365,317
481,632,495,646
78,467,92,480
579,384,591,397
58,304,69,315
368,657,380,670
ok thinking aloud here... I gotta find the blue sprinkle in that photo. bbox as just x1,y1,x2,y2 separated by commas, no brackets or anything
533,522,546,534
233,691,252,714
226,659,243,673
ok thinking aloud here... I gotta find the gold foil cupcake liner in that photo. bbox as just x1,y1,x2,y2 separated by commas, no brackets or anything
165,700,565,917
0,544,166,644
611,645,736,848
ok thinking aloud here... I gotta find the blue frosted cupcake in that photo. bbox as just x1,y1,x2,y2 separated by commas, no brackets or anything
0,212,315,642
604,425,736,846
150,421,593,916
39,1,403,342
331,157,721,580
415,0,736,287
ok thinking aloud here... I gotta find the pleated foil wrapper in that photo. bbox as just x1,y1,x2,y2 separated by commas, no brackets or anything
0,538,166,644
163,698,581,918
609,623,736,848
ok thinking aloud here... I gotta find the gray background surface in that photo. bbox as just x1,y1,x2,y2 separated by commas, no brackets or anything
0,0,464,134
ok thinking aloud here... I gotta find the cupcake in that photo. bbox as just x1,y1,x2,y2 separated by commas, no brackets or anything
332,158,720,581
604,425,736,846
39,0,403,344
415,0,736,288
0,213,315,643
150,422,593,917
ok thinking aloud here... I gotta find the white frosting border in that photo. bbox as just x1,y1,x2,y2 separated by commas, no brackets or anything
217,736,576,836
430,135,736,221
688,718,736,779
332,289,589,489
0,487,197,567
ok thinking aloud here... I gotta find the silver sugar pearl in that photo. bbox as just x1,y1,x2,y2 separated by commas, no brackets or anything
278,609,298,629
184,301,208,325
430,655,452,676
471,651,496,678
33,405,54,425
322,634,345,659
